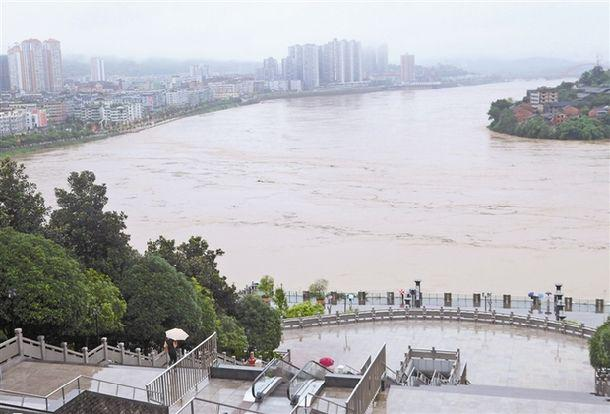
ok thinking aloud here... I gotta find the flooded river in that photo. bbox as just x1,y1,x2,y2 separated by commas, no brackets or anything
18,81,610,298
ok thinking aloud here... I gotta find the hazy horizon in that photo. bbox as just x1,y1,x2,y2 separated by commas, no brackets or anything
1,1,608,65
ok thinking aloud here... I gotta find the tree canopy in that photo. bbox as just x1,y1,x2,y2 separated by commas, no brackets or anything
146,235,238,314
579,66,610,87
116,254,208,349
0,158,47,233
0,228,125,341
47,171,133,280
590,322,610,369
236,295,282,359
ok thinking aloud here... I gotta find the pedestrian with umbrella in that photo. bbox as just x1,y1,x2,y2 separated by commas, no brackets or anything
164,328,189,365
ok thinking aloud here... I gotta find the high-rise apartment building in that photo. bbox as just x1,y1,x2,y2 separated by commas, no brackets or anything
400,53,415,83
301,44,319,90
189,64,208,82
7,45,23,91
0,55,10,91
21,39,46,92
262,57,279,81
91,57,106,82
43,39,63,91
6,39,63,92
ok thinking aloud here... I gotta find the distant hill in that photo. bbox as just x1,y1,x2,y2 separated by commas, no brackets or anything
62,55,259,79
446,57,600,80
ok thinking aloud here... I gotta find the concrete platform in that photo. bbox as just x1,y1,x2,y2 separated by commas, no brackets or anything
281,319,593,392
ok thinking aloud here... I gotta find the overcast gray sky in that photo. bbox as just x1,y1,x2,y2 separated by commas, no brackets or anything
1,1,608,64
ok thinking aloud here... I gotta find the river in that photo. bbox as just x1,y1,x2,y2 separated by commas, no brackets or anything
17,81,610,298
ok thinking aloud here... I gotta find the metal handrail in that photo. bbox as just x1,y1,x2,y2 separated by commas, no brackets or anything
288,360,330,404
145,332,217,406
251,358,302,400
176,397,265,414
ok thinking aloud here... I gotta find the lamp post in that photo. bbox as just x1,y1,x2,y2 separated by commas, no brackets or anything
554,283,565,321
92,306,100,341
545,292,552,316
7,288,17,332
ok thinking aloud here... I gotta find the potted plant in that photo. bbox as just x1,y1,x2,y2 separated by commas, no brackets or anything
259,275,275,304
309,279,329,305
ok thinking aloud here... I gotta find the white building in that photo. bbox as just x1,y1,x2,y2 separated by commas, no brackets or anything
208,83,238,99
400,54,415,83
7,45,24,91
43,39,63,92
91,57,106,82
0,110,28,136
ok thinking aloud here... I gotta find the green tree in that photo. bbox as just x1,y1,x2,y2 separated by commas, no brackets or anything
590,322,610,369
146,236,237,314
273,287,288,316
492,108,518,134
0,228,124,341
190,278,218,338
235,295,281,359
117,254,208,349
579,65,610,87
556,117,607,140
259,275,275,298
79,269,127,340
0,158,48,233
47,171,132,280
309,279,329,300
487,98,513,128
285,302,325,318
216,313,248,358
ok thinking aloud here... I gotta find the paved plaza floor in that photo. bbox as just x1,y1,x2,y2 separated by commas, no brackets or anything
281,319,593,392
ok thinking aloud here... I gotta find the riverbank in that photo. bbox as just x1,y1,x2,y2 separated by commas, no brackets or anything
1,100,242,157
2,81,484,157
489,129,610,142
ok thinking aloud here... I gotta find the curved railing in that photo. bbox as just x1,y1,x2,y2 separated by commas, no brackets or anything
282,307,597,339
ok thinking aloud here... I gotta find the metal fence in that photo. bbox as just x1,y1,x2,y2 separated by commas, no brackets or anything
0,375,148,412
146,332,217,407
177,397,265,414
282,307,597,339
345,344,386,414
282,291,610,314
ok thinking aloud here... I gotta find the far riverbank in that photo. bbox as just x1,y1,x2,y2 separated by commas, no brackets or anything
3,80,498,157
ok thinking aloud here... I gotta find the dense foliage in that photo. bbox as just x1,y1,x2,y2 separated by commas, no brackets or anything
236,295,282,359
0,159,282,358
0,228,125,341
488,66,610,140
285,302,325,318
0,158,48,233
47,171,133,280
590,322,610,369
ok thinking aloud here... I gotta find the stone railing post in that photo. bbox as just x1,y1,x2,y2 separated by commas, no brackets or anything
580,323,585,337
150,350,157,367
37,336,46,361
118,342,125,365
491,310,496,324
440,307,444,320
15,328,23,357
509,312,514,325
457,307,461,321
335,310,340,324
422,306,427,320
544,317,549,330
136,348,142,366
389,307,393,320
317,315,322,326
404,307,409,319
474,308,478,322
101,337,108,362
298,317,303,328
371,307,376,321
355,311,359,323
61,342,68,362
82,347,89,364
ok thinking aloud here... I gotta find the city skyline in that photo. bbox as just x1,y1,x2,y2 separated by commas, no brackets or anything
1,1,608,64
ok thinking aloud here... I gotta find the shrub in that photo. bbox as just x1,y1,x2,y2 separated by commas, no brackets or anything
285,302,325,318
590,322,610,369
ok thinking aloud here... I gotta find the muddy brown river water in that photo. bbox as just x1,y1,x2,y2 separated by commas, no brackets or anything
18,80,610,298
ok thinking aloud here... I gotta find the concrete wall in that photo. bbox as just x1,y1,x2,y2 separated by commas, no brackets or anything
211,364,263,381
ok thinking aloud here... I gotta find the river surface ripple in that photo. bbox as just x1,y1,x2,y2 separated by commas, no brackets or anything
18,80,610,298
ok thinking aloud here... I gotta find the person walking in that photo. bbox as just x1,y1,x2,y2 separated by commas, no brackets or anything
164,337,179,365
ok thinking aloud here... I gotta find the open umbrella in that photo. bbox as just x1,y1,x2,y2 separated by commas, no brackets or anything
165,328,189,341
319,357,334,368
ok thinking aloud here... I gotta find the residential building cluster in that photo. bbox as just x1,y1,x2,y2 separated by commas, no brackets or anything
257,40,403,91
512,85,610,126
7,38,63,93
